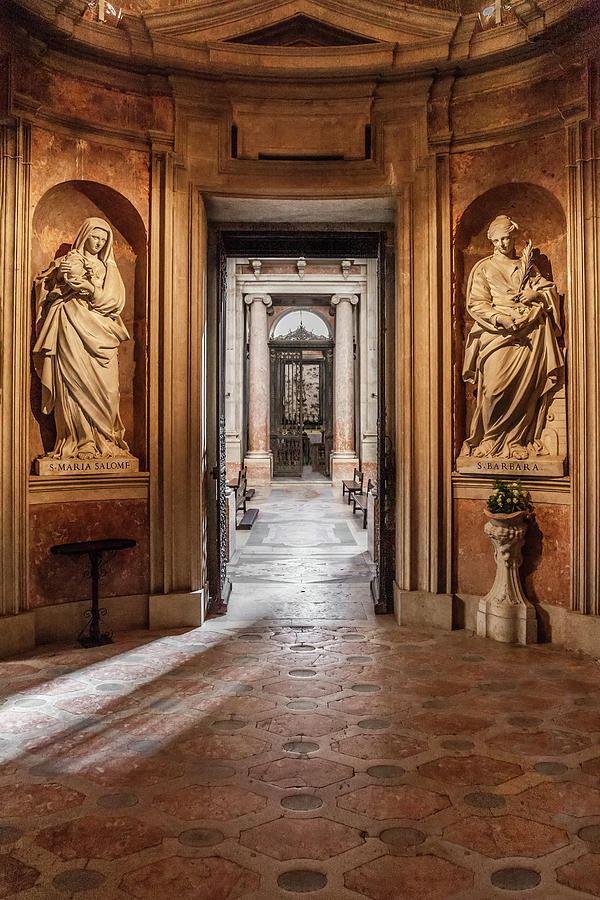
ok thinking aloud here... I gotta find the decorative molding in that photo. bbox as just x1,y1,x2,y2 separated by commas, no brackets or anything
28,473,150,504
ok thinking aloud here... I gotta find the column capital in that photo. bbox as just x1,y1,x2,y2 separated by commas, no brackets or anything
331,293,359,307
244,293,272,308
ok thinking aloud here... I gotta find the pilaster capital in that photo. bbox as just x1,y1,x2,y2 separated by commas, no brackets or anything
331,294,359,307
244,293,272,308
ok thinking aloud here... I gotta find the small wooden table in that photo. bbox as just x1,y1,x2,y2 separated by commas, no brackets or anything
50,538,136,648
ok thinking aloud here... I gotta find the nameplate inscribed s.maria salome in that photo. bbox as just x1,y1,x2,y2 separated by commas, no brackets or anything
35,457,139,476
456,456,564,477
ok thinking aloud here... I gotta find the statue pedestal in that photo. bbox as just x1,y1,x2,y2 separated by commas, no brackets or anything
34,456,139,476
477,509,538,645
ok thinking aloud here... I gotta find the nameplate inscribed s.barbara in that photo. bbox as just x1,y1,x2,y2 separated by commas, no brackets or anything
455,456,565,477
35,457,139,476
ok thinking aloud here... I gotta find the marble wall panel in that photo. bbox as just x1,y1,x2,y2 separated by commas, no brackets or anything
29,500,149,608
454,499,570,609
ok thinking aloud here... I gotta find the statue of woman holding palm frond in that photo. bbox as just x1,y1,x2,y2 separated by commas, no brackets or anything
461,215,564,460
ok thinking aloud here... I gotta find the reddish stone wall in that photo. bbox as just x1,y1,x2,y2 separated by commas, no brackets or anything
454,499,570,609
29,500,149,609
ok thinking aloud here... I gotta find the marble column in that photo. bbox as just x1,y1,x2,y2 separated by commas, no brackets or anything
330,293,360,485
243,293,273,485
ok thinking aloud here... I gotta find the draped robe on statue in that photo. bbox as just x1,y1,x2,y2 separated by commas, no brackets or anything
462,252,564,458
33,218,131,459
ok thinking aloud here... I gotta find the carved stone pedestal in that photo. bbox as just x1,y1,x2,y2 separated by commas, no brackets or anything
477,509,538,645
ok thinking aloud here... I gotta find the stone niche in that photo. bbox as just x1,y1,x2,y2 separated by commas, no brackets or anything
30,180,148,471
453,182,568,474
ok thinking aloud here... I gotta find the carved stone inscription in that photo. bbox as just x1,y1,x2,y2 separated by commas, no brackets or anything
36,457,139,476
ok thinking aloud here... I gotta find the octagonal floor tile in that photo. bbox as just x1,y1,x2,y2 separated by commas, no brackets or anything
444,814,568,858
35,815,163,860
83,753,187,788
557,853,600,896
518,781,600,817
486,730,591,756
408,713,492,735
333,733,428,760
153,784,267,820
554,709,600,733
120,855,259,899
338,784,449,821
418,755,522,786
249,756,354,788
240,816,362,860
0,782,84,817
258,713,341,737
328,697,396,717
177,733,270,761
0,854,40,897
262,680,341,698
344,853,473,899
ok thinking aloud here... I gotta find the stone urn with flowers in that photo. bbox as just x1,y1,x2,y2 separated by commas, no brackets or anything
477,479,538,645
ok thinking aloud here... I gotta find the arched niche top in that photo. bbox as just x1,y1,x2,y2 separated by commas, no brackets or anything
32,180,147,258
455,181,567,297
455,182,566,254
271,308,332,342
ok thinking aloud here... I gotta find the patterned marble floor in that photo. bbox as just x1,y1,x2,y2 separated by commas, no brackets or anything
1,489,600,898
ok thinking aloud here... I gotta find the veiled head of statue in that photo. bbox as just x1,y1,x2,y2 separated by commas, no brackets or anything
71,217,114,262
487,215,518,241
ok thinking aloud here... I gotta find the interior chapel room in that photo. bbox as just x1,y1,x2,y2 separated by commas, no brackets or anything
0,0,599,896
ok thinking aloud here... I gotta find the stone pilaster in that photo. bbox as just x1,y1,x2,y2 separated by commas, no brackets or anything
243,294,273,485
0,119,30,619
330,294,360,485
568,120,600,615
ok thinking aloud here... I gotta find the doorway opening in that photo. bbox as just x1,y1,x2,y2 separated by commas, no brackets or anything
206,227,394,619
270,309,333,480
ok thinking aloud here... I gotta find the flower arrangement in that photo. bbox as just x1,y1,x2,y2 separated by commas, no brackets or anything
487,478,531,515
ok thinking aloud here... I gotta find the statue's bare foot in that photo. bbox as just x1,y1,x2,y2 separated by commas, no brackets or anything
510,445,528,460
473,440,494,458
78,451,95,460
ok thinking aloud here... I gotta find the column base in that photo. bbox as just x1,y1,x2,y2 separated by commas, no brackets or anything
330,454,359,486
244,452,272,486
477,597,538,645
149,590,205,629
394,585,454,630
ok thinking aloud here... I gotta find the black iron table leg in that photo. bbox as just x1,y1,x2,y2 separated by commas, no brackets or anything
50,538,136,649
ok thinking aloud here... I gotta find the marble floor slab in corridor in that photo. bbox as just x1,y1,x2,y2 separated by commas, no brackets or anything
226,484,376,620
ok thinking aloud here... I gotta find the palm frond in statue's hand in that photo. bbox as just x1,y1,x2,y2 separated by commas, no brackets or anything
517,240,534,291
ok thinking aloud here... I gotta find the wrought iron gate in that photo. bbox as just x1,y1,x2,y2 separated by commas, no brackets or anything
270,349,303,476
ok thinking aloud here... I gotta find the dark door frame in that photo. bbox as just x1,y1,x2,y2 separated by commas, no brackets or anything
206,226,395,616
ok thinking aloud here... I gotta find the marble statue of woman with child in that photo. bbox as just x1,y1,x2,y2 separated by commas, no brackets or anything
33,217,137,473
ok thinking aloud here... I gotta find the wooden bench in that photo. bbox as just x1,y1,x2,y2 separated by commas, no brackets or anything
352,479,373,529
238,508,259,529
342,469,364,505
232,468,259,529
